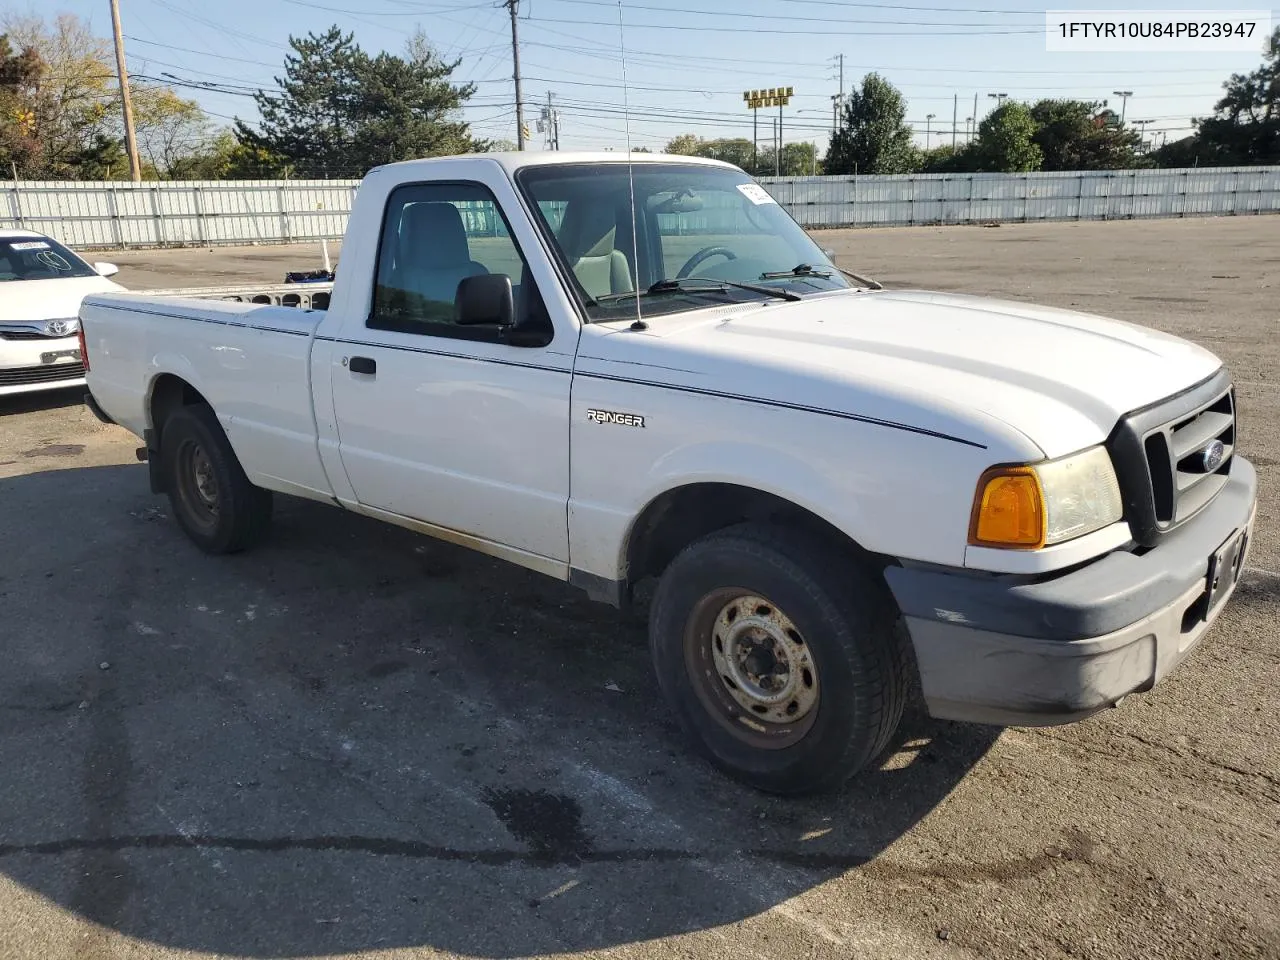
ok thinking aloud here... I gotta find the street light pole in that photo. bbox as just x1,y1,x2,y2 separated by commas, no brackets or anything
925,113,936,149
1112,90,1133,125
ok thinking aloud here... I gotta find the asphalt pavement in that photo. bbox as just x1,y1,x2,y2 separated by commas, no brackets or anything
0,217,1277,960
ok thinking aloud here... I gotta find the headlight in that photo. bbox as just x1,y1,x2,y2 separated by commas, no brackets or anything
969,445,1123,549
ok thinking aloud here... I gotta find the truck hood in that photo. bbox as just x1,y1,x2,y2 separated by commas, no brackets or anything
0,275,124,324
582,289,1223,460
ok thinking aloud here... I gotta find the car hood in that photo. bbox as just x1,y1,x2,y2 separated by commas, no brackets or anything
0,275,125,324
580,289,1223,460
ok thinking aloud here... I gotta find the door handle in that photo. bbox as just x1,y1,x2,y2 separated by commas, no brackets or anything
348,356,376,376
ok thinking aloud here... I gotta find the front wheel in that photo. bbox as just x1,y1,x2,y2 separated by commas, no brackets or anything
160,404,273,554
649,523,908,795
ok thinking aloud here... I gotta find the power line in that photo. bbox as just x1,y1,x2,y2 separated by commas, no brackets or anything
543,0,1044,25
525,15,1046,35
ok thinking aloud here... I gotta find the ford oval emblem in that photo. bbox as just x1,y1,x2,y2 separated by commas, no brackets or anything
1200,439,1225,473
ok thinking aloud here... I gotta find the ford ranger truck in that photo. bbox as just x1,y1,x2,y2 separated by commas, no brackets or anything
79,153,1258,795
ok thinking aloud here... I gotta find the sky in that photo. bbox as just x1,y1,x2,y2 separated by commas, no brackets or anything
13,0,1278,159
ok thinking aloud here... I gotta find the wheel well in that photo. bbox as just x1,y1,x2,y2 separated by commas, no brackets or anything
624,483,884,592
149,374,209,443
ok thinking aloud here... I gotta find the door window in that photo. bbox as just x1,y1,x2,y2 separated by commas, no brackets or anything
370,181,547,339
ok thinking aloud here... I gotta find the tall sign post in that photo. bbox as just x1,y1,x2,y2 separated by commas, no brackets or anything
744,86,793,175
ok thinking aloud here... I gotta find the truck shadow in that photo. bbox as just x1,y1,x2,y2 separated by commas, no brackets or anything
0,464,999,957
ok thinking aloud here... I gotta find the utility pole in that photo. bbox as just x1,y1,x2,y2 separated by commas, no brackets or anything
777,100,783,175
828,53,845,135
1112,90,1133,124
108,0,141,181
506,0,526,150
972,92,978,137
952,94,958,150
542,91,560,150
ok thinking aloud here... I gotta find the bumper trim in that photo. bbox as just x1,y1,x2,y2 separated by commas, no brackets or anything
888,457,1257,727
886,457,1257,642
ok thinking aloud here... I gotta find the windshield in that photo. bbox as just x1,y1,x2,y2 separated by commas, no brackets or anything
515,162,851,322
0,236,97,282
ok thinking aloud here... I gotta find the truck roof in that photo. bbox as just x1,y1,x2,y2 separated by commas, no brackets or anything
373,150,738,178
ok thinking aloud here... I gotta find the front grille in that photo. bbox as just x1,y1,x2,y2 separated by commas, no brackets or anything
1107,369,1236,547
0,362,86,386
0,330,53,340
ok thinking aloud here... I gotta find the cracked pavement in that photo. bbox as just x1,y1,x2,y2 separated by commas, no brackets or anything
0,218,1277,959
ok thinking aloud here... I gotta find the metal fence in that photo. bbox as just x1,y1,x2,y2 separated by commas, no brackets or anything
759,167,1280,228
2,167,1277,249
1,179,360,248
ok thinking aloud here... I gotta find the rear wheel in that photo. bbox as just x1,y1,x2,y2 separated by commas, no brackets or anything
649,523,908,795
160,404,272,554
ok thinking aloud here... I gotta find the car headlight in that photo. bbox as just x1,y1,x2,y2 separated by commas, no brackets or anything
969,445,1123,549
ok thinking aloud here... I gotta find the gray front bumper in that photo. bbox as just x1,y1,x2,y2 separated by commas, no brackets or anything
885,457,1258,727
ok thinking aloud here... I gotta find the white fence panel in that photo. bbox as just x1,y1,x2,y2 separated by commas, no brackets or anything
0,168,1275,248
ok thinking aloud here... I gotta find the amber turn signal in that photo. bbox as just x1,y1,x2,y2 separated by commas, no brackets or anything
968,466,1046,549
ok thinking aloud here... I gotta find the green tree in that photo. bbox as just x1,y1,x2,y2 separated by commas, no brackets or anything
824,73,918,175
1029,99,1144,170
919,144,977,173
692,137,758,171
133,86,213,178
969,102,1042,172
664,133,702,155
1182,26,1280,165
757,141,820,176
1,12,118,178
0,33,44,175
237,25,484,178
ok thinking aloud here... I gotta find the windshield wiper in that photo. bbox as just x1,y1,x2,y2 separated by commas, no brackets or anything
596,276,801,304
759,263,833,280
760,262,883,290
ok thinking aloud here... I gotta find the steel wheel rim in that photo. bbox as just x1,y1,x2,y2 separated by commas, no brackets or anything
177,438,219,530
685,590,820,749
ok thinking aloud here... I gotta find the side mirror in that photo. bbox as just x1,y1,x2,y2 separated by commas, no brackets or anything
821,248,836,259
94,261,120,278
455,274,514,327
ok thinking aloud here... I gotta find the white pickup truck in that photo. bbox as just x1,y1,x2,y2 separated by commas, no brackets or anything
81,152,1257,795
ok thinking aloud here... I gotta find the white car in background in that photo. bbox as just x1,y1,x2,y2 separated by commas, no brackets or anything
0,229,123,398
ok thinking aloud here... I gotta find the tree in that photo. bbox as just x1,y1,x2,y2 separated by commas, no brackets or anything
664,133,701,155
237,25,485,178
133,86,212,178
1,12,116,178
1181,26,1280,165
824,73,918,175
0,34,44,175
1029,99,1144,170
969,102,1042,172
919,144,976,173
758,141,820,176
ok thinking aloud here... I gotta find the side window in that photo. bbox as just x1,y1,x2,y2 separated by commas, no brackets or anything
370,181,544,338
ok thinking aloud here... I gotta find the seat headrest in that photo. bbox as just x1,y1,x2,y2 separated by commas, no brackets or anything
399,202,472,268
558,200,619,261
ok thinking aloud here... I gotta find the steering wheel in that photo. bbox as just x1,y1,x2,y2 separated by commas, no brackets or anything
675,246,737,279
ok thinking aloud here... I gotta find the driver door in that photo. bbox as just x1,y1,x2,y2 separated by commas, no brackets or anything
328,178,572,565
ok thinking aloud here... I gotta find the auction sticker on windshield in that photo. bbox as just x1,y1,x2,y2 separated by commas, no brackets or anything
737,184,777,205
9,242,50,250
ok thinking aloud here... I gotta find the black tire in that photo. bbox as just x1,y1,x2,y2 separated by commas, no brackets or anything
649,522,909,796
160,404,273,554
